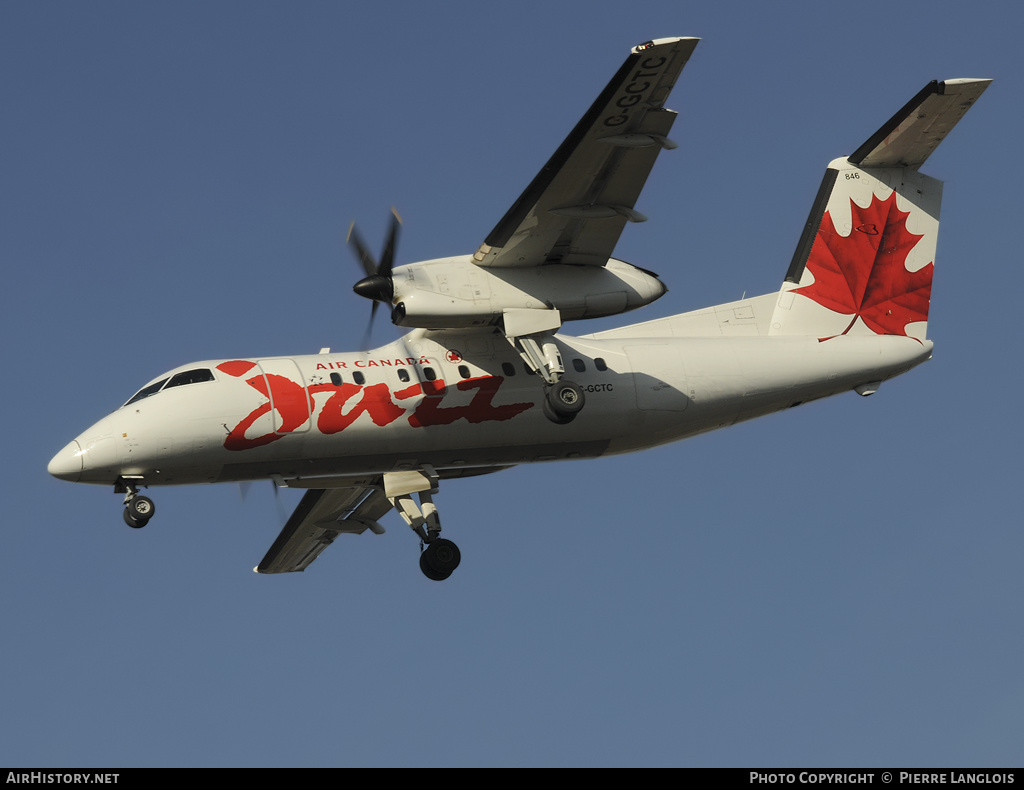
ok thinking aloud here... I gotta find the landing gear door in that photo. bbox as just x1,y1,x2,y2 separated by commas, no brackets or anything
257,358,312,434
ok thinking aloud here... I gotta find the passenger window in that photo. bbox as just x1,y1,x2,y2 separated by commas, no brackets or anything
421,366,446,394
124,378,168,406
165,368,215,390
595,358,608,372
502,362,516,377
397,369,410,382
353,371,365,385
458,365,470,379
330,372,343,386
572,359,586,373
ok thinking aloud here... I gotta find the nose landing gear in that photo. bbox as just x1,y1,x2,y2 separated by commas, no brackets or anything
117,478,155,529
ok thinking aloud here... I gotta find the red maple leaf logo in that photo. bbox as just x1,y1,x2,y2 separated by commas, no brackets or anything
794,191,933,338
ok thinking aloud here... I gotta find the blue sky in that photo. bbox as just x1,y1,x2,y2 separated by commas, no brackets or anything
3,0,1023,768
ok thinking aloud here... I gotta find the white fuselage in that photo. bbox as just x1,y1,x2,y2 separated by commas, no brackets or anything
49,321,932,489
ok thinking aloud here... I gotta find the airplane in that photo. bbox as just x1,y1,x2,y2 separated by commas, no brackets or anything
47,37,990,581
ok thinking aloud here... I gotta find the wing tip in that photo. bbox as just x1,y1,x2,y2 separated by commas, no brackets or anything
632,36,700,54
940,77,994,90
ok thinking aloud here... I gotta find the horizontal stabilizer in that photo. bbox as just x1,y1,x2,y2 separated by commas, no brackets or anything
848,78,991,170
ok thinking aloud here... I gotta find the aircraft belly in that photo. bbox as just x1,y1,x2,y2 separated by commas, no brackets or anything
216,439,613,484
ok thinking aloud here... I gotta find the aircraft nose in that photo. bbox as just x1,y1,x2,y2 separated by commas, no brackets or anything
48,440,82,482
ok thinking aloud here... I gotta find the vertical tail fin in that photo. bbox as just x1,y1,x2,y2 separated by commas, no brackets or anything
770,79,990,341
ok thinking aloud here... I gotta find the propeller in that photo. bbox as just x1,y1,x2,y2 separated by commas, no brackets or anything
271,478,288,526
349,208,401,347
237,479,289,526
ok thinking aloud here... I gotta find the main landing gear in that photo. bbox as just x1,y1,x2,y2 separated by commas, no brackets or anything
117,478,155,529
419,538,461,581
506,330,586,424
543,379,585,424
384,466,461,581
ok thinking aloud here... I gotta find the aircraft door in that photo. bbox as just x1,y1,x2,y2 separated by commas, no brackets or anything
625,344,689,412
257,358,312,434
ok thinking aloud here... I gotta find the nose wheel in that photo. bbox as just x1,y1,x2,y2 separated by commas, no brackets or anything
123,495,155,528
117,479,155,529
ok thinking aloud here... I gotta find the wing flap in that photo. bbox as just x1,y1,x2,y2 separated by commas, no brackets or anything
255,482,392,574
474,37,698,268
548,108,677,265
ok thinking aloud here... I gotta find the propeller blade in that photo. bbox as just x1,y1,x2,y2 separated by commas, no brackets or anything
379,208,402,277
348,208,403,349
347,222,378,279
271,478,288,526
361,301,379,350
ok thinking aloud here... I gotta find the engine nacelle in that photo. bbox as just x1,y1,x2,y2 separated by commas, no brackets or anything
389,255,666,329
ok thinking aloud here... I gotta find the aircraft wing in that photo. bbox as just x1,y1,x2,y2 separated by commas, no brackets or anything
255,481,392,574
472,37,698,269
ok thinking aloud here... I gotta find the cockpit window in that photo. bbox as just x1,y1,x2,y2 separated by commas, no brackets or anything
164,368,215,389
124,378,169,406
123,368,215,407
